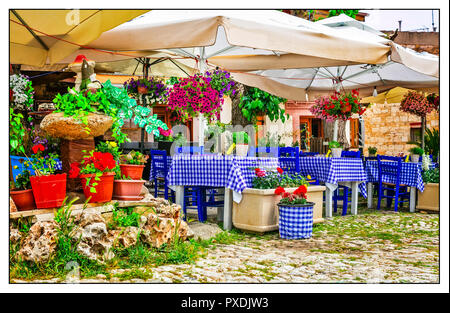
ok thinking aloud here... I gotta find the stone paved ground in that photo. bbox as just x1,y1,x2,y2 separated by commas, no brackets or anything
12,208,439,284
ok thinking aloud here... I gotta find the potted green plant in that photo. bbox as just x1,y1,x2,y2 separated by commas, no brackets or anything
329,140,342,158
112,173,146,201
409,147,424,163
417,167,439,212
119,150,149,180
368,146,377,157
233,131,249,156
10,170,36,211
69,150,116,203
28,144,66,209
275,185,315,239
232,167,325,233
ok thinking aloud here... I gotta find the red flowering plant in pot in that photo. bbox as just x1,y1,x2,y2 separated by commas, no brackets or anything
275,185,315,239
27,144,66,209
69,150,116,203
10,170,36,211
310,89,366,122
119,150,149,180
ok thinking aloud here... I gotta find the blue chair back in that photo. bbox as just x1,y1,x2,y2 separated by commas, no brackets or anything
299,151,319,157
377,155,401,186
247,146,278,157
150,150,168,178
279,147,300,173
341,150,361,158
177,146,204,155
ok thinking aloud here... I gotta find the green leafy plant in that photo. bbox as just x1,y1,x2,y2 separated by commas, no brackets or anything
327,9,359,19
329,141,341,149
120,150,149,165
410,147,424,155
368,146,377,155
96,141,121,161
422,168,439,184
252,167,309,189
233,131,249,145
12,170,32,190
27,144,60,176
108,206,142,229
424,128,439,160
239,87,287,124
9,108,26,156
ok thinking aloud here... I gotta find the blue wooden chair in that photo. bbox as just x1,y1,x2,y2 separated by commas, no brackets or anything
247,146,279,157
278,147,299,173
377,155,410,211
299,151,319,157
332,150,361,215
176,145,223,222
150,150,175,202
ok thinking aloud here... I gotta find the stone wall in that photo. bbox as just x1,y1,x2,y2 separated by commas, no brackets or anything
363,102,439,156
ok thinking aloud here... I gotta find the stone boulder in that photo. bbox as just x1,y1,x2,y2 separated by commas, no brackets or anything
17,221,58,263
10,227,22,244
140,213,189,248
108,226,140,249
10,197,17,213
188,222,223,241
40,112,113,140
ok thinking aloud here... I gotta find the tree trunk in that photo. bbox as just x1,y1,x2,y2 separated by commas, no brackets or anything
421,116,426,150
230,82,252,127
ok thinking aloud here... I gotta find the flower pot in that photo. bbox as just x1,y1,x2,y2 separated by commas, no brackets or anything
10,189,36,211
235,144,249,156
416,183,439,212
369,153,376,157
119,164,145,180
30,173,67,209
80,172,115,203
331,148,342,158
232,186,325,233
411,154,420,163
113,179,145,201
277,202,315,239
137,86,148,94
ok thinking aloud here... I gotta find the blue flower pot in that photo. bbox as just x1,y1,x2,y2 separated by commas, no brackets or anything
10,155,62,182
277,202,315,239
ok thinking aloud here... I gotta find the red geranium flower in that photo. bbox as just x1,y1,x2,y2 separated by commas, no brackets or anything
277,167,283,174
294,185,307,195
69,162,80,178
32,144,45,154
274,186,286,195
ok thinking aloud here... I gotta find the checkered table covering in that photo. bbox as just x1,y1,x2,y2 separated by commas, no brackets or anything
365,161,437,192
165,155,279,193
280,157,368,197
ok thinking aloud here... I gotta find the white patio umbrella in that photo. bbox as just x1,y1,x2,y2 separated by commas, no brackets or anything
74,10,396,145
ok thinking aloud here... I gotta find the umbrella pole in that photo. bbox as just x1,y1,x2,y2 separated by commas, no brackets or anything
333,120,339,142
421,116,426,150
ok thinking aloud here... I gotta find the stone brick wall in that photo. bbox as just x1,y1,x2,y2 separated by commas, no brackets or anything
363,102,439,156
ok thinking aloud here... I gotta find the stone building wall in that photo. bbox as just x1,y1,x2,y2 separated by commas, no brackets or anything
363,102,439,156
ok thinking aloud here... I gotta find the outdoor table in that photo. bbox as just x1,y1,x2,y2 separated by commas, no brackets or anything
280,156,367,217
166,154,280,230
365,160,437,212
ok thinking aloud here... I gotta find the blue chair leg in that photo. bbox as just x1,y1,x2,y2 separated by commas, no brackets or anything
394,185,400,212
197,188,205,222
342,187,349,216
377,184,382,210
333,189,338,213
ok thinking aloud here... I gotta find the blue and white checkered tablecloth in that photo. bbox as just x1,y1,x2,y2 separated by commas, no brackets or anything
165,155,279,193
365,161,437,192
280,157,368,197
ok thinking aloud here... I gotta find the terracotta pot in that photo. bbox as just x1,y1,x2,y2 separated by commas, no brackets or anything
137,86,148,94
80,172,115,203
232,186,325,233
30,173,67,209
119,164,145,180
10,189,36,211
113,179,145,201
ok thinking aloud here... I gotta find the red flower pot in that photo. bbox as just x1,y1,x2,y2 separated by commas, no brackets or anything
113,179,145,201
10,189,36,211
80,172,115,203
119,164,145,180
30,173,67,209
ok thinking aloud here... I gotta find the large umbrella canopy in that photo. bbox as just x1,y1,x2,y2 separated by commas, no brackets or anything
69,9,391,75
360,86,438,104
236,15,439,100
10,9,148,67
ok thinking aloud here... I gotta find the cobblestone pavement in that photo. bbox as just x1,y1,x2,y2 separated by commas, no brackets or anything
13,210,439,284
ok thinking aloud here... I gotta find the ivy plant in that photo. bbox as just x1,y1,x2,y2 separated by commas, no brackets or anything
10,108,26,156
239,87,288,124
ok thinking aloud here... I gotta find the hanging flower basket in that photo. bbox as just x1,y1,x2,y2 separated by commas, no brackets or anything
310,89,366,121
400,91,435,117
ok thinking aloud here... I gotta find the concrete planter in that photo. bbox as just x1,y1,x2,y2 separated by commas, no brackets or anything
331,148,342,158
411,154,420,163
235,144,248,156
416,183,439,212
232,185,325,233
